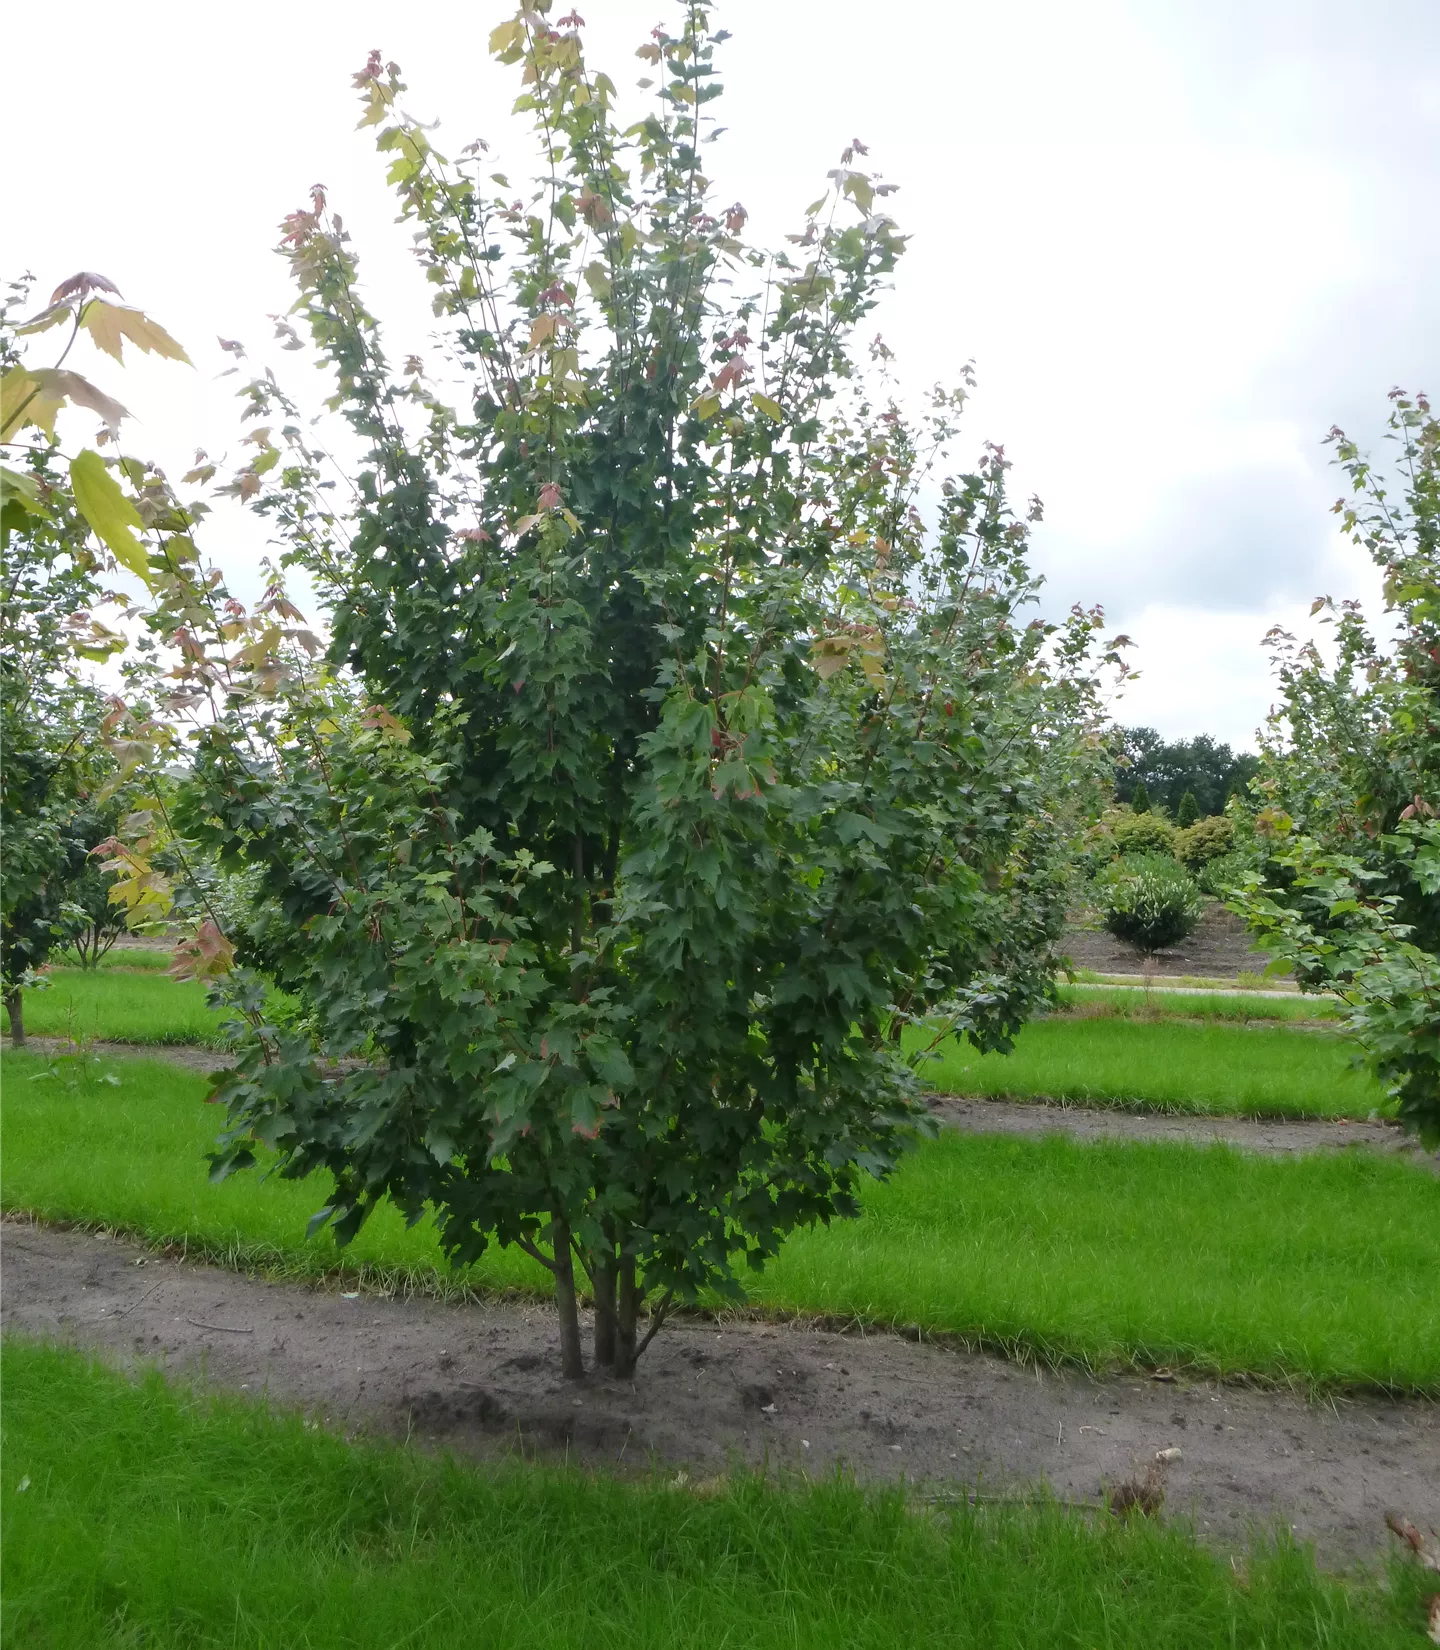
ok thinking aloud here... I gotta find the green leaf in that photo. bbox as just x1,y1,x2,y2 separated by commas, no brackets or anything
69,449,151,583
0,464,46,516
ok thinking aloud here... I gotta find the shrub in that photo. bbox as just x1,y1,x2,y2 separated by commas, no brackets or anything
1100,855,1202,956
1130,780,1152,813
1109,811,1175,859
1175,790,1200,828
1174,814,1233,869
1196,849,1247,896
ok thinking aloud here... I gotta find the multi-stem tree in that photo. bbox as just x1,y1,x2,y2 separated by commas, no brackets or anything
120,4,1122,1377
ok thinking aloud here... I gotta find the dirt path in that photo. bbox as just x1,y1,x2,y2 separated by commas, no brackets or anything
3,1035,230,1075
929,1096,1438,1167
4,1221,1434,1566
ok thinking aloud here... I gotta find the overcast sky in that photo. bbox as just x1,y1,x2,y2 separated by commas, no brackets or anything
11,1,1438,749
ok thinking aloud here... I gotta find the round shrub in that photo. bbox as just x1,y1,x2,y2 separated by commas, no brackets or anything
1100,855,1202,955
1110,811,1176,858
1174,814,1233,869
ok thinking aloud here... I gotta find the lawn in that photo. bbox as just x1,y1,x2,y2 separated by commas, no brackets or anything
2,1341,1425,1650
915,1017,1386,1118
4,1050,1436,1391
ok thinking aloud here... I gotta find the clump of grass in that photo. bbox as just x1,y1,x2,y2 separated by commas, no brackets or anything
2,1340,1426,1650
4,1051,1437,1392
912,1018,1385,1119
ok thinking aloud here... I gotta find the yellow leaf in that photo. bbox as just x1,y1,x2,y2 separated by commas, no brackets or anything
528,313,559,351
0,368,54,438
583,261,612,300
81,302,192,365
693,393,721,421
812,635,854,680
751,392,784,422
69,449,151,583
15,303,72,337
489,18,524,53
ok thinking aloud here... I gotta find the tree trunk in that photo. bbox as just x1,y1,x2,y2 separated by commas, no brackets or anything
614,1255,640,1379
4,987,23,1046
550,1212,586,1380
592,1251,618,1369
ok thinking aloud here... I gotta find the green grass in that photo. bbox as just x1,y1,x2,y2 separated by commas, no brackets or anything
5,1051,1436,1391
3,1341,1426,1650
7,967,229,1046
53,944,176,970
915,1017,1386,1118
1056,985,1338,1023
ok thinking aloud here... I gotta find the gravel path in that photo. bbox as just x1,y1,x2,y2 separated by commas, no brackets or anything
4,1220,1435,1566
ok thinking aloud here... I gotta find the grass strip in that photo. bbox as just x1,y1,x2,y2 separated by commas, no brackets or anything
4,1051,1436,1392
1055,986,1338,1023
7,968,228,1046
2,1339,1427,1650
913,1017,1386,1118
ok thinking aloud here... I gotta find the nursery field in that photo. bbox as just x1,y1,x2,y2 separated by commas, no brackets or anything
6,1340,1425,1650
5,1049,1436,1391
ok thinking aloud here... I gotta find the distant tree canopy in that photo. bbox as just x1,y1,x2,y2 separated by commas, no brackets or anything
1114,728,1258,817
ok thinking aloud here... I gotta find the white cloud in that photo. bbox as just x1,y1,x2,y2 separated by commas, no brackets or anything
8,0,1436,736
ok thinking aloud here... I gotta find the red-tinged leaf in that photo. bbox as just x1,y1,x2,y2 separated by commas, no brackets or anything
170,919,236,982
48,271,122,306
538,481,562,509
29,368,130,432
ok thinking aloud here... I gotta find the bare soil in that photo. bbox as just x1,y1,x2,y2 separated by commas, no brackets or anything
928,1096,1440,1171
1063,902,1280,980
3,1036,230,1075
4,1221,1435,1567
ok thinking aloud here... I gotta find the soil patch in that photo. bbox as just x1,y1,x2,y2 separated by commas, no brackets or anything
2,1036,230,1076
928,1096,1439,1169
1063,903,1278,981
4,1220,1435,1566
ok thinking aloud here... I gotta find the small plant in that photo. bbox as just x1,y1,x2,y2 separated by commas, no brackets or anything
1174,791,1200,828
1130,781,1152,814
1100,855,1202,957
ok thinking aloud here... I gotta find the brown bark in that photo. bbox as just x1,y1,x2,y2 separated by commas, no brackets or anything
550,1212,585,1379
4,987,23,1045
613,1255,640,1378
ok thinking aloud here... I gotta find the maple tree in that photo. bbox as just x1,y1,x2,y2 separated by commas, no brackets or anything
1235,390,1440,1143
108,3,1123,1376
0,274,193,1039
